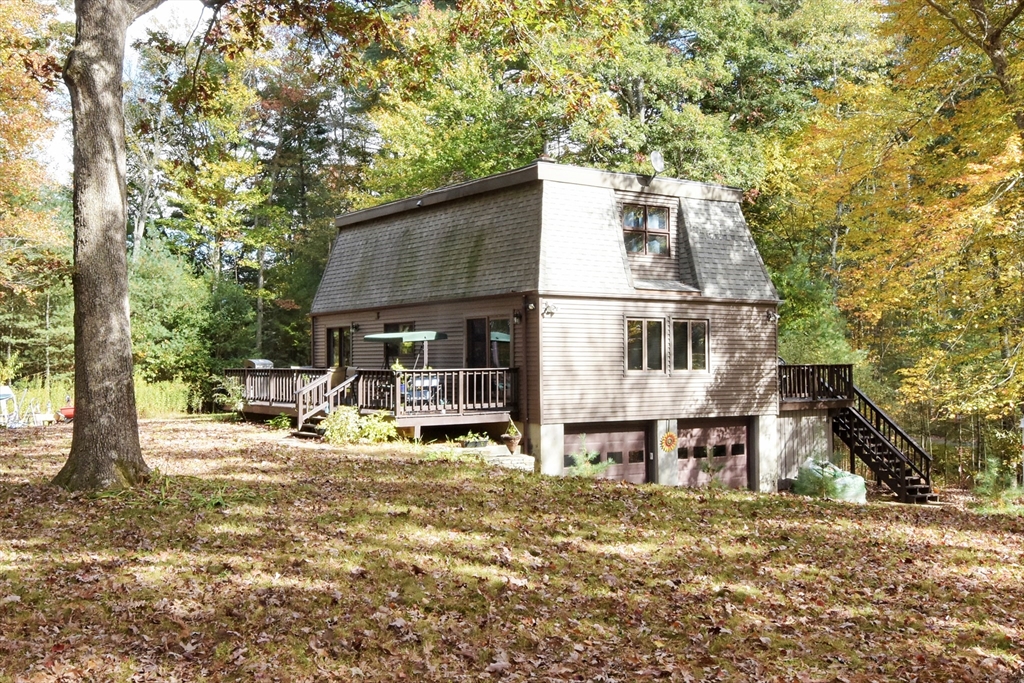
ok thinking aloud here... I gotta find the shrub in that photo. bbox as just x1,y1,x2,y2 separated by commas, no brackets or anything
321,406,397,445
974,456,1024,512
268,414,292,430
135,378,192,417
565,434,611,478
359,411,398,443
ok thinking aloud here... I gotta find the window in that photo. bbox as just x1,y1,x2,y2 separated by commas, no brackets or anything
467,318,512,368
626,319,664,371
672,320,708,371
326,327,352,367
623,204,670,256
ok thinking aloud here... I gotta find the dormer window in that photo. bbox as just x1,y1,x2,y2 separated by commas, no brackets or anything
623,204,670,256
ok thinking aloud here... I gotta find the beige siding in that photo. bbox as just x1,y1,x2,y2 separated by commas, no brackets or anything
538,296,778,423
778,410,831,479
313,296,528,372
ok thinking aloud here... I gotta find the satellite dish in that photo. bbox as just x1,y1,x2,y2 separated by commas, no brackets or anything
651,150,665,174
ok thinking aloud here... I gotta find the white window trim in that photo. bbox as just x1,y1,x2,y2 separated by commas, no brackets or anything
670,318,710,373
624,316,668,373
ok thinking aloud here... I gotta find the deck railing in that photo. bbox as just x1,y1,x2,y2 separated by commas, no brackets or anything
224,367,330,406
778,364,853,402
227,366,518,419
358,368,518,416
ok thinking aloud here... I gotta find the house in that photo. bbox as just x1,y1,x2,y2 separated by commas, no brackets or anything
227,160,936,503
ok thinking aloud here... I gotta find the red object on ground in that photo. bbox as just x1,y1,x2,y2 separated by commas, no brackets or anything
59,406,74,420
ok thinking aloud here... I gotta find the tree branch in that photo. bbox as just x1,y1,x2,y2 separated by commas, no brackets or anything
922,0,987,51
992,0,1024,39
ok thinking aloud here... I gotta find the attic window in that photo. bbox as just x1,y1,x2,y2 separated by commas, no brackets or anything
623,204,670,256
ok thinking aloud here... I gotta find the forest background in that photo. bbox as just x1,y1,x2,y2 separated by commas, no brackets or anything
2,0,1022,484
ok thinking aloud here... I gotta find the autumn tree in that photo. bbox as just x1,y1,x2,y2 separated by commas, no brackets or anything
56,0,661,490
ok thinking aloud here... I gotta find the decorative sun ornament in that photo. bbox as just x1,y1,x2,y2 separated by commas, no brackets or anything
660,431,678,452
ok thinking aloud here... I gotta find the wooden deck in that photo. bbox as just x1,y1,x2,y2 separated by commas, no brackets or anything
224,367,518,428
778,364,854,411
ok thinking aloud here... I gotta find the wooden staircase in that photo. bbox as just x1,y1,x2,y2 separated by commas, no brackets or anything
294,373,359,437
832,387,937,504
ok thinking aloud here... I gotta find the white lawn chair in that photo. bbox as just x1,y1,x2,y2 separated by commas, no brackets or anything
0,385,23,428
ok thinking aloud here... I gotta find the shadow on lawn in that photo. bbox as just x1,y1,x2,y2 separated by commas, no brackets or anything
0,423,1022,681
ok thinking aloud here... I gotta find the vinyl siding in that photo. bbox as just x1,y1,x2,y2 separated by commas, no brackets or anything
538,296,778,423
312,296,528,374
313,296,541,426
778,410,831,479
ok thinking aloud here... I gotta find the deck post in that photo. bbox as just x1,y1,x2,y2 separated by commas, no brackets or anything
458,370,465,415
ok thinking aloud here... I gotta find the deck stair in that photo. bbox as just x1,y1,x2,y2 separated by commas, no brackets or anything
832,387,936,504
294,414,326,439
294,373,359,435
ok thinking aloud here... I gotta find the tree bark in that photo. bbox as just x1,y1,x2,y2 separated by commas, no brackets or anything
52,0,161,490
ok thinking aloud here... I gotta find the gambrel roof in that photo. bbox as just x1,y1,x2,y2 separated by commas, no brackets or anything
311,161,778,315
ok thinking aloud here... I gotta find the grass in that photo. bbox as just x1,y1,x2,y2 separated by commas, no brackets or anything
1,420,1023,681
7,377,194,420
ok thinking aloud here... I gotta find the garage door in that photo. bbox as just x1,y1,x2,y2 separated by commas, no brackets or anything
677,419,747,489
563,425,648,483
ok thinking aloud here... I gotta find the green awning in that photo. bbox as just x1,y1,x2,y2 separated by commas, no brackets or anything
363,331,449,343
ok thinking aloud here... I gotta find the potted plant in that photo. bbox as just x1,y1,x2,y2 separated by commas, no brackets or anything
459,430,489,448
500,420,522,454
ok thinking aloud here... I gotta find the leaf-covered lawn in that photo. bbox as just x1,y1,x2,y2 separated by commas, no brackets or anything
1,420,1022,682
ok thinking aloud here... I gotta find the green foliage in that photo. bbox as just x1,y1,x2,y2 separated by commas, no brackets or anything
129,246,212,384
0,353,21,385
321,407,397,445
459,431,488,444
358,0,883,206
565,435,612,478
11,375,191,418
213,377,245,413
321,406,362,444
134,378,192,418
359,411,398,443
268,413,292,430
974,457,1024,512
504,420,520,437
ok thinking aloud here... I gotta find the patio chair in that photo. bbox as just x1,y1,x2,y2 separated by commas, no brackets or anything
0,385,23,428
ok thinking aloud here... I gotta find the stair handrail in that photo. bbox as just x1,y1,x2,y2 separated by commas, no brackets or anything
296,372,332,429
851,386,932,484
324,373,359,413
841,407,919,499
297,372,360,429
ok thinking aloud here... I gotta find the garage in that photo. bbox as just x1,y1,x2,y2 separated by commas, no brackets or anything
676,418,748,489
563,424,649,483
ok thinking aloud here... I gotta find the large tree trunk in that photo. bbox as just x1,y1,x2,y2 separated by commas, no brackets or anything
52,0,160,490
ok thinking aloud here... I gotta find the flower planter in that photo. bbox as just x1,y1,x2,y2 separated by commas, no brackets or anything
500,433,522,454
461,439,489,449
